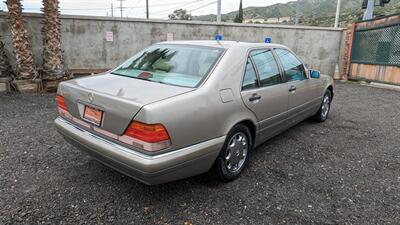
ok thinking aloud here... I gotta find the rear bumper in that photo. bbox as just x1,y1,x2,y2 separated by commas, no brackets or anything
55,117,224,185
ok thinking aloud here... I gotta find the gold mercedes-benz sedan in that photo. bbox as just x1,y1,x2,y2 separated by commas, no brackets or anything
55,40,334,185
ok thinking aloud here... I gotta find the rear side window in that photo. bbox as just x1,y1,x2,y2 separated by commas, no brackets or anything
250,49,282,87
242,57,258,90
275,48,307,82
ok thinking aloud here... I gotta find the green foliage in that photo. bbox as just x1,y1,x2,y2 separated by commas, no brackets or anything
233,0,243,23
168,9,192,20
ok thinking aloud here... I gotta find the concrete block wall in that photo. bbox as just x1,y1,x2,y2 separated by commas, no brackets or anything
0,13,345,76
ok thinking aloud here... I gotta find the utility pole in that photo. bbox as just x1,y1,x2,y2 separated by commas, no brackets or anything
116,0,125,18
295,0,300,25
146,0,149,19
334,0,341,27
111,3,114,17
217,0,221,23
120,0,123,17
363,0,374,20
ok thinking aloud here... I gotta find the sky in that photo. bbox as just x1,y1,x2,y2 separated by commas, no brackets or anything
0,0,293,19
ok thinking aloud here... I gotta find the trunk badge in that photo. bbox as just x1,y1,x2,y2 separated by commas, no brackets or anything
88,93,94,103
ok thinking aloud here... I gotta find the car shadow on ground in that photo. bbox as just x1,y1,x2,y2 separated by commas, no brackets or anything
75,118,316,193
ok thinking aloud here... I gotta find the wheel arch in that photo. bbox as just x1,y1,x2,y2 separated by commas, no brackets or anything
235,119,257,146
327,85,334,98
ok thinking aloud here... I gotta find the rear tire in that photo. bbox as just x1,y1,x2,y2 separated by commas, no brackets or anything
312,90,332,122
213,124,252,182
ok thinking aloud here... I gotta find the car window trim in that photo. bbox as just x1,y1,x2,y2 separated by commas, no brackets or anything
249,56,262,88
240,56,260,91
270,48,286,83
249,48,285,88
273,47,309,82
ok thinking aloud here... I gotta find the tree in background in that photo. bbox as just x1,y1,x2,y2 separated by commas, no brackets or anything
0,39,14,79
168,9,192,20
42,0,68,81
233,0,243,23
5,0,37,80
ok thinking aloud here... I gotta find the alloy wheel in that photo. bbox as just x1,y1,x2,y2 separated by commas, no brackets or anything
224,132,248,173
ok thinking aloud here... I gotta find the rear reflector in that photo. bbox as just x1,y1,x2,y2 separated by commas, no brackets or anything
124,121,170,143
56,95,68,112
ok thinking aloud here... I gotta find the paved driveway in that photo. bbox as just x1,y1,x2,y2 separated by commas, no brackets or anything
1,82,399,224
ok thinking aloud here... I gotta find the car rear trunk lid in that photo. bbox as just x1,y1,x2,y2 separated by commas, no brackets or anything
58,73,193,135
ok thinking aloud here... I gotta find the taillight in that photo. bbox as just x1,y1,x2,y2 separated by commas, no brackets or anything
122,121,171,151
56,95,68,111
125,121,169,143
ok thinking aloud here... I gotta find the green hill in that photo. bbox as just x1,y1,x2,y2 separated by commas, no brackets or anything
192,0,400,27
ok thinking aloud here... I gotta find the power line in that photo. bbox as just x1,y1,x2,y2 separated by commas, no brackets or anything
187,1,217,13
151,0,216,19
125,0,207,18
142,0,203,8
151,0,209,15
20,1,204,11
133,0,142,7
151,0,211,16
126,0,142,17
182,0,216,11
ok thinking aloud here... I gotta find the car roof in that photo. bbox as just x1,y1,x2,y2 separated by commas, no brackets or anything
157,40,288,50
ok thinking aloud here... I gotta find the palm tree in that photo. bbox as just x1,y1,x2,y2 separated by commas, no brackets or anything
41,0,67,81
5,0,37,80
0,39,13,79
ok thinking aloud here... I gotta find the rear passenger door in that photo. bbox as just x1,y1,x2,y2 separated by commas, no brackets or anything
274,48,316,124
241,49,289,142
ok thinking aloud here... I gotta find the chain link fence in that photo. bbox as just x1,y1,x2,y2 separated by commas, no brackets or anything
351,23,400,67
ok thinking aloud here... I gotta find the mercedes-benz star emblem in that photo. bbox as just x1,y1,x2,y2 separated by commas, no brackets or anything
88,93,94,103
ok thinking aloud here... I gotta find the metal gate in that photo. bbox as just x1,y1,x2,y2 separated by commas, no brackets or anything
348,14,400,85
351,23,400,66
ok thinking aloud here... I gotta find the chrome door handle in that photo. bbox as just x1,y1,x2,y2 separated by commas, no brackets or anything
288,85,297,92
249,93,261,102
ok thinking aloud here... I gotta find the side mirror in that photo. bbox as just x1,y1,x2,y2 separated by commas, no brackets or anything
310,70,321,79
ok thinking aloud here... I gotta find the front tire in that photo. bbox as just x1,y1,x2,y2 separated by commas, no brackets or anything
213,124,252,182
312,90,332,122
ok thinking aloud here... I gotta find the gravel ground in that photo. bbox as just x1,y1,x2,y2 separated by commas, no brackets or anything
1,82,400,225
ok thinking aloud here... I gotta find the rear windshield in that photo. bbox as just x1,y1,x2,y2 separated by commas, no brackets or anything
111,44,224,87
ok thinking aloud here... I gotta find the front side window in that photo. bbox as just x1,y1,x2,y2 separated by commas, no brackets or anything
275,48,307,82
250,49,282,87
242,57,258,90
111,45,224,87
